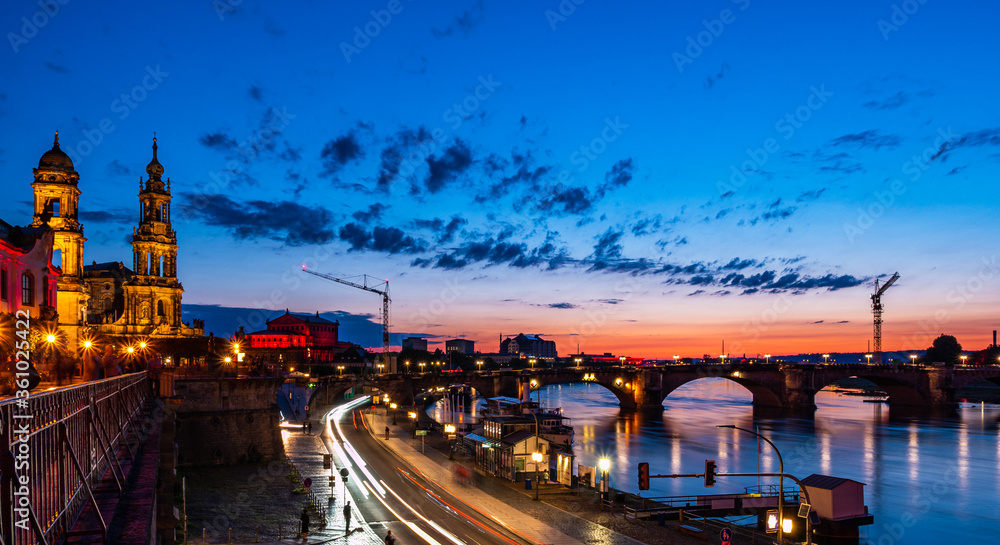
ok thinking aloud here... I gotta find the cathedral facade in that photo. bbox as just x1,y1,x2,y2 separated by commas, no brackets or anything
28,133,204,360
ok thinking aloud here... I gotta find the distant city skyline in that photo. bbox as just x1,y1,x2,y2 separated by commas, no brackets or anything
2,1,998,358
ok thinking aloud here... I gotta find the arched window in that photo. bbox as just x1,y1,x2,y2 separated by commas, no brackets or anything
157,300,165,316
21,273,34,306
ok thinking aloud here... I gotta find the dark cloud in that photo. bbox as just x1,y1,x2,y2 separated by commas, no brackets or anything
811,320,825,324
106,159,132,177
477,149,554,203
537,184,593,215
761,206,797,221
431,0,485,38
548,302,577,309
812,151,864,174
597,298,623,305
703,62,730,88
179,193,334,245
589,228,624,269
829,130,901,150
688,290,706,296
376,126,435,190
279,142,302,162
412,231,569,271
438,215,467,243
425,140,473,192
248,85,264,102
862,91,909,110
796,188,826,202
631,214,662,236
199,132,238,151
352,204,386,224
321,124,370,178
596,158,635,197
338,222,427,254
45,61,70,74
930,127,1000,163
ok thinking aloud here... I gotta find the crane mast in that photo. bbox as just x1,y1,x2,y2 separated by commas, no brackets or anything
302,268,390,366
871,272,899,365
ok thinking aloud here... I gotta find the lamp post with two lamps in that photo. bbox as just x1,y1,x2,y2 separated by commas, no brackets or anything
718,425,790,544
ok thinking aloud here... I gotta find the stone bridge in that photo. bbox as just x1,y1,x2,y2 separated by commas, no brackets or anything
311,364,1000,412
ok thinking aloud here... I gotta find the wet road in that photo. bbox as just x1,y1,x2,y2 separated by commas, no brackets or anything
328,397,532,545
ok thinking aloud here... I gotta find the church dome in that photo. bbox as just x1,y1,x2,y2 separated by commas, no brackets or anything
146,137,164,178
37,131,75,172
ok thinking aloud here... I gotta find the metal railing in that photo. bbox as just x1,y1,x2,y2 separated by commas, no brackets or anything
1,372,151,545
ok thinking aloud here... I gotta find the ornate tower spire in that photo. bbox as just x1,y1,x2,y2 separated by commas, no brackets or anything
145,135,165,187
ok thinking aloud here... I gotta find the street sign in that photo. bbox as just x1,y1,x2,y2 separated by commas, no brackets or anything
416,430,428,436
720,527,732,543
303,477,312,488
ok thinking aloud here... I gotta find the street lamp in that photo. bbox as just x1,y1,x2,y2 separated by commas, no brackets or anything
337,365,344,376
910,354,917,365
619,355,626,366
960,355,968,365
532,451,543,500
865,354,872,364
477,359,484,373
673,355,679,365
718,425,792,544
764,354,771,364
419,362,426,373
378,363,384,374
598,458,610,499
46,334,56,344
822,354,830,364
405,360,410,374
720,354,727,364
574,357,582,368
529,358,536,369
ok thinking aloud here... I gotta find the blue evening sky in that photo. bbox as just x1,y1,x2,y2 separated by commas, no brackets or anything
2,0,998,356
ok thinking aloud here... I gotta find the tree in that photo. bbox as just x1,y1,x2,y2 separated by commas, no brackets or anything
923,334,962,365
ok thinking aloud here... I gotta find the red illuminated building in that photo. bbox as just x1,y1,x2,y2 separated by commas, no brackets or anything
244,310,352,363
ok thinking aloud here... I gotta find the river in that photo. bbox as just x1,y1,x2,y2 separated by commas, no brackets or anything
427,378,1000,544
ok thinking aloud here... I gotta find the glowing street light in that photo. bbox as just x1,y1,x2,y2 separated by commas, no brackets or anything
83,340,92,349
377,363,385,374
910,355,917,365
139,341,147,349
477,359,484,372
405,360,410,374
127,346,135,354
822,354,830,364
673,355,679,364
598,458,611,499
46,334,56,344
960,355,968,365
865,354,872,364
574,357,582,368
764,354,771,364
529,358,537,369
419,362,426,373
337,365,344,376
532,451,543,501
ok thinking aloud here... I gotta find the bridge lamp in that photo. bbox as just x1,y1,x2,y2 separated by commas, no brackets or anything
764,354,771,364
732,371,741,378
390,403,397,409
673,355,679,364
530,358,537,369
83,340,92,349
822,354,830,363
619,355,626,365
419,362,426,373
865,354,872,364
910,355,917,364
477,359,484,372
405,360,410,373
720,354,727,364
139,341,147,349
530,379,537,388
127,346,135,354
615,378,623,386
574,357,582,368
408,411,417,419
960,355,967,365
337,365,344,376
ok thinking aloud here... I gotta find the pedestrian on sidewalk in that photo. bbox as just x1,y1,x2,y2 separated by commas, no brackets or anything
308,421,313,434
343,500,352,532
302,422,307,434
385,426,390,439
384,530,396,545
300,507,310,539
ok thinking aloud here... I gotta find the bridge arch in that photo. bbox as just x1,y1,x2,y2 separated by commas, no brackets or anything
816,375,926,407
525,374,639,410
658,376,784,408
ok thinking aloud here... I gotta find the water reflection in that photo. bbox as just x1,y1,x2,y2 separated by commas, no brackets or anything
507,378,1000,545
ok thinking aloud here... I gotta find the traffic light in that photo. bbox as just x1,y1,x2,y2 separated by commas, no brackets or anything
638,462,650,491
704,460,717,488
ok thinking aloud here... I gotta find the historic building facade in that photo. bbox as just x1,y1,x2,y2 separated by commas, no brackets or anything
24,133,203,360
0,222,59,316
243,311,353,364
29,132,88,349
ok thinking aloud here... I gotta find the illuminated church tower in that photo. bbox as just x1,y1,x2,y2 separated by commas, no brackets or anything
120,137,191,334
31,131,88,348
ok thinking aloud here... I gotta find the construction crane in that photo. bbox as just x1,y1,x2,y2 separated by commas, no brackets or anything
871,272,900,365
302,267,390,366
